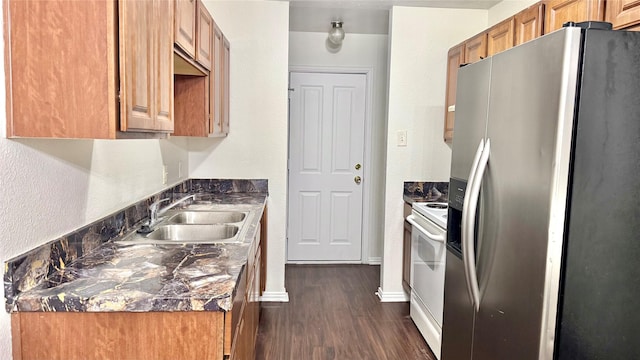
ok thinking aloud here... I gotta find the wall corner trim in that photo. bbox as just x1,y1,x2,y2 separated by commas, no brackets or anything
260,291,290,302
376,286,409,302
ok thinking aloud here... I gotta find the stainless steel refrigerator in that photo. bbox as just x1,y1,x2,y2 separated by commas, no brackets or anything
442,22,640,360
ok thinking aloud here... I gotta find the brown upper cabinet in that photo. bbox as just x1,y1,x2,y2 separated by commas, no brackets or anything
196,1,213,71
605,0,640,29
211,23,225,136
464,33,488,64
515,2,545,45
544,0,605,33
175,0,197,58
5,0,174,139
222,37,231,135
210,24,231,137
444,44,465,142
173,4,230,138
121,0,174,133
487,18,515,57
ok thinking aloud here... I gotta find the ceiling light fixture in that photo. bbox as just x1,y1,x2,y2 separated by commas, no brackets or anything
328,21,345,46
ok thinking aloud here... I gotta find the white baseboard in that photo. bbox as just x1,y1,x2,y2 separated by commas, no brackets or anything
367,257,381,265
376,286,409,302
260,291,290,302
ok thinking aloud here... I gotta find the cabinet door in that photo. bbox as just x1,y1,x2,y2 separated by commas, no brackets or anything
515,2,545,45
210,23,224,136
545,0,604,34
487,18,515,56
444,44,464,142
196,0,213,70
175,0,196,57
222,37,231,135
154,0,174,132
5,0,117,138
464,33,487,64
119,0,155,131
403,221,412,292
605,0,640,30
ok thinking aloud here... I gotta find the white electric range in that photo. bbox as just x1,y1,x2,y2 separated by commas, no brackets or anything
406,202,448,360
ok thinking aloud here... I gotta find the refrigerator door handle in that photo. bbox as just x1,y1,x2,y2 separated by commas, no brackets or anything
465,138,491,312
462,139,485,308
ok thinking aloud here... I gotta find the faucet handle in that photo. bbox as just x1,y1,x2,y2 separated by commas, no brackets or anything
150,198,171,210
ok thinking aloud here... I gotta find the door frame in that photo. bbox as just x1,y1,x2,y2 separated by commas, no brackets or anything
287,66,374,264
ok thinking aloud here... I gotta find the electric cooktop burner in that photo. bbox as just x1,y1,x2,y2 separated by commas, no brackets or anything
425,203,448,209
412,202,448,229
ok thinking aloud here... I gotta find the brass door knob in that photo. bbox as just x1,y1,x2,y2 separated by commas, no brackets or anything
354,176,362,184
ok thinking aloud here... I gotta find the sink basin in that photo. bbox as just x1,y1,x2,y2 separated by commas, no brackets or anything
168,211,246,224
146,224,239,242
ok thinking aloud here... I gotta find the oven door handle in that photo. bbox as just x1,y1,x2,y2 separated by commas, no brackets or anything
407,214,445,242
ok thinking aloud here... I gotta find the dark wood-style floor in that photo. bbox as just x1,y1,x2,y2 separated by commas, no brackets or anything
255,265,436,360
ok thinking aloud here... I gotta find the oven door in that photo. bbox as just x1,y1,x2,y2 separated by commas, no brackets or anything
408,213,447,327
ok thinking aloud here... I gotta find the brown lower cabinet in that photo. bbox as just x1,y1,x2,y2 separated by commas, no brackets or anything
11,311,224,360
11,214,266,360
402,202,412,292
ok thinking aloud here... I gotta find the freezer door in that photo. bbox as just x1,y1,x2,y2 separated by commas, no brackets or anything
442,58,492,360
471,29,581,360
449,59,491,182
441,252,474,360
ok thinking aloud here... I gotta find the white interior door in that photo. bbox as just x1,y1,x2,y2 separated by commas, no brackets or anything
287,72,367,262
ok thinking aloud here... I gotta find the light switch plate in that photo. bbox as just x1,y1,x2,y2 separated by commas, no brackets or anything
397,130,408,147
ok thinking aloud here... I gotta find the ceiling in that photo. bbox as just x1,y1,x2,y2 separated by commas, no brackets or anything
286,0,500,34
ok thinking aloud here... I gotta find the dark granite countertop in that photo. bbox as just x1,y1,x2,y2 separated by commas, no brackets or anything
6,190,266,313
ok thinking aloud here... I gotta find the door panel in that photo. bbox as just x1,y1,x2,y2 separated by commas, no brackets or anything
545,0,605,34
154,0,174,132
487,18,514,56
471,29,580,360
119,0,154,131
175,0,196,57
288,72,366,261
515,3,545,45
605,0,640,29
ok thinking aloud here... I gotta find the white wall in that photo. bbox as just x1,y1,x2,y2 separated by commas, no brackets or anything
190,1,290,300
379,6,488,300
488,0,540,26
288,31,388,263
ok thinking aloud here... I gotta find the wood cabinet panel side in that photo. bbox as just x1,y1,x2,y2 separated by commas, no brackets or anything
15,312,224,360
6,0,115,138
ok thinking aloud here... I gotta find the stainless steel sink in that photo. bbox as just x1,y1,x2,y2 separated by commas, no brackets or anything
146,224,239,242
167,211,246,224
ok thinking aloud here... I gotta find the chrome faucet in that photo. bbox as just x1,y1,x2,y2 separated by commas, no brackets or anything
148,194,196,227
148,198,170,227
